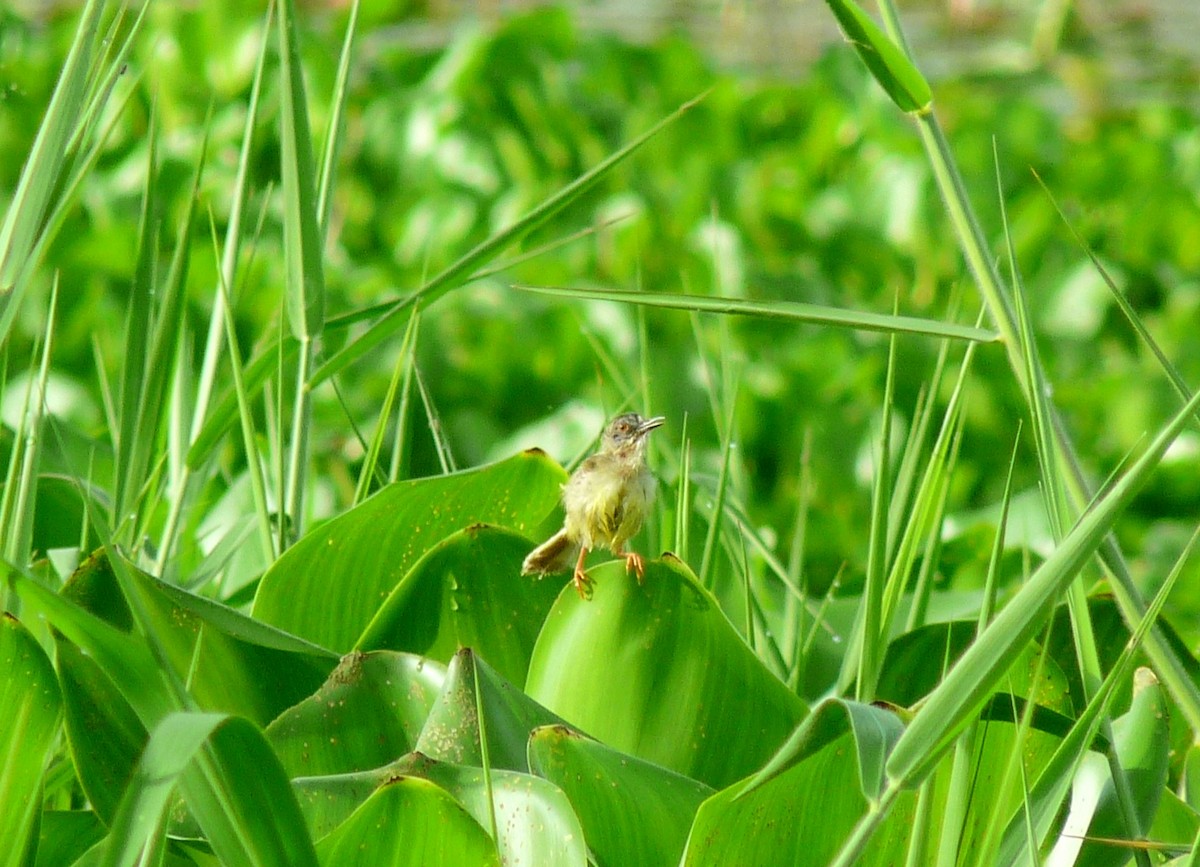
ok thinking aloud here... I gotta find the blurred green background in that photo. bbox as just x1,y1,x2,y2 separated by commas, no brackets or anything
4,0,1200,632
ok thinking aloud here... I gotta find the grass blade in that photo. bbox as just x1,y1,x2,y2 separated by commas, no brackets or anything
822,0,932,113
513,284,998,343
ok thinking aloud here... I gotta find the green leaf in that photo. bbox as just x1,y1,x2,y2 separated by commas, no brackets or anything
266,651,446,777
526,556,807,788
744,698,905,802
35,811,105,867
276,0,325,339
29,474,104,555
416,648,568,771
513,284,995,344
528,724,713,867
0,614,62,867
253,450,565,651
55,639,146,823
14,570,172,724
358,524,563,685
823,0,932,113
169,714,318,867
97,713,260,866
294,753,586,865
64,551,336,726
413,755,587,867
313,777,499,865
186,336,302,470
682,705,916,865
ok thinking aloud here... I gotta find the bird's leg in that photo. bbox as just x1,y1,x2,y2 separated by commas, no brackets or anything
572,546,592,599
618,547,647,584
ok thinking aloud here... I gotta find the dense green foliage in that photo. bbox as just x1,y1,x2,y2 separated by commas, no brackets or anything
3,0,1200,863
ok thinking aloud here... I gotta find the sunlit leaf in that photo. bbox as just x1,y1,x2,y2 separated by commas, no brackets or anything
0,614,62,867
266,651,446,777
682,704,916,865
358,524,562,685
416,648,569,771
253,451,565,651
526,556,806,788
529,724,713,867
313,777,499,865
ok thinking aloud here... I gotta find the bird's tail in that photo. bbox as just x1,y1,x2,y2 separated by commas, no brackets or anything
521,529,578,576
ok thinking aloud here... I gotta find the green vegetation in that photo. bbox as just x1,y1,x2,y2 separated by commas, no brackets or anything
3,0,1200,863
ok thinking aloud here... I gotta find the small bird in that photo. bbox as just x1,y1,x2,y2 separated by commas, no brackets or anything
522,413,665,598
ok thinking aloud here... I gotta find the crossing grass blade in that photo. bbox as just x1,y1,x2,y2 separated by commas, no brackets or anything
888,382,1200,786
825,383,1200,864
311,92,709,386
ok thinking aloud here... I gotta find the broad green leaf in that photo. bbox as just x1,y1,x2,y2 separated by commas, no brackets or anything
253,450,565,651
358,524,562,685
64,551,336,726
313,777,499,866
416,648,569,771
514,284,994,343
823,0,932,113
55,639,146,824
294,753,585,865
526,556,806,789
35,811,104,867
528,723,713,867
0,614,62,867
29,474,104,555
886,380,1200,788
414,755,586,867
682,712,916,865
266,651,446,777
1142,789,1199,863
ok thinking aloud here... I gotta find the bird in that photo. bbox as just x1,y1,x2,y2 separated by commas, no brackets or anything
522,412,665,599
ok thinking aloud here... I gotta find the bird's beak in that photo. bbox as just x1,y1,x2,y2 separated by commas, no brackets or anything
637,416,666,436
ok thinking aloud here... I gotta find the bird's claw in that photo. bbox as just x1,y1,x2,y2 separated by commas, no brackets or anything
624,551,647,584
572,567,593,600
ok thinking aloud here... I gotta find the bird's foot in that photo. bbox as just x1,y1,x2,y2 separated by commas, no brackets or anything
623,551,647,584
572,545,593,599
572,566,593,600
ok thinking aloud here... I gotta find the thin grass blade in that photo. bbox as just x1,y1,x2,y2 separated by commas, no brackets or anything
513,284,998,343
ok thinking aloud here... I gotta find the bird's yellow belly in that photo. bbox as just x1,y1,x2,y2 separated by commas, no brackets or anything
562,467,653,553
